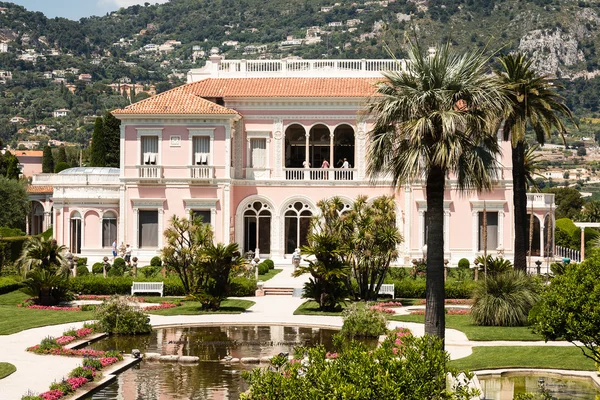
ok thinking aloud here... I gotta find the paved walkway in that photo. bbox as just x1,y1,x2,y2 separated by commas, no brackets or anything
0,273,584,399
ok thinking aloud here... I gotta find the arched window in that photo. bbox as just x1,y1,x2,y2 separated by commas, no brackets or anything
243,201,272,254
284,201,313,254
102,211,117,248
31,202,44,235
70,211,82,254
526,214,541,257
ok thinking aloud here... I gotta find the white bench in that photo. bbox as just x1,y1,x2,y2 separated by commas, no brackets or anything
131,282,164,297
378,284,395,299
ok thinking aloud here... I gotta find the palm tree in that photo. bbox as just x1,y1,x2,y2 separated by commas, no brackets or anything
18,236,67,275
367,41,506,342
495,53,575,271
524,144,546,191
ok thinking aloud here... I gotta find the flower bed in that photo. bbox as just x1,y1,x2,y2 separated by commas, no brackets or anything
144,301,182,311
416,299,473,305
76,294,145,302
24,305,82,312
368,305,396,314
378,301,403,308
22,322,122,400
410,308,471,315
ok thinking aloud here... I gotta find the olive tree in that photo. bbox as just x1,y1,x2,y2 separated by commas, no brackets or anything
530,253,600,364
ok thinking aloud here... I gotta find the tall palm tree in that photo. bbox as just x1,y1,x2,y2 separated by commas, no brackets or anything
367,41,506,342
495,53,575,271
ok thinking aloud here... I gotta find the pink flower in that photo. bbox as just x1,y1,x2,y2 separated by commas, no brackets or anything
99,357,119,367
325,352,338,359
40,389,64,400
67,376,88,390
27,305,81,312
144,302,178,311
75,328,93,337
56,336,76,345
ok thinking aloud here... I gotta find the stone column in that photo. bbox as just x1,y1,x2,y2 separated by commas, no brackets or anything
581,227,585,261
43,211,51,232
132,208,139,249
540,223,545,258
329,133,334,180
304,132,310,180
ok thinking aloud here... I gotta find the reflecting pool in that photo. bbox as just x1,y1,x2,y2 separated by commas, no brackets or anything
479,373,600,399
86,325,339,399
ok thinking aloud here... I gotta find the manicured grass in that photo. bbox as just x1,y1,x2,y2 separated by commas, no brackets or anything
390,314,543,341
0,289,30,305
0,362,16,380
293,300,345,316
450,346,597,371
146,299,255,315
0,305,94,335
258,268,283,281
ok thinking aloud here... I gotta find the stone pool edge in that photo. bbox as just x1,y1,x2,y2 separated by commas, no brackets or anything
69,356,142,400
473,368,600,389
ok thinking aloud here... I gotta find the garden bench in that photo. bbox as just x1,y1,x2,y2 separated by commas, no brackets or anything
378,284,395,299
131,282,164,297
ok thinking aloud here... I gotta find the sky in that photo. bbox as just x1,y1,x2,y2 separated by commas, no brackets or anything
9,0,169,20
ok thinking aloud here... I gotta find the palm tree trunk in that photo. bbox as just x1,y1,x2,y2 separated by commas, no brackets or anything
425,166,446,343
512,142,528,271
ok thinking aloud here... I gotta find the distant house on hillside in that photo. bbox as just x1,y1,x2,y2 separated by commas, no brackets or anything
10,116,28,124
78,74,92,83
53,109,70,118
0,42,7,53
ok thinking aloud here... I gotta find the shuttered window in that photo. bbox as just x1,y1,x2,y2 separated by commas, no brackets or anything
141,136,159,165
250,138,266,168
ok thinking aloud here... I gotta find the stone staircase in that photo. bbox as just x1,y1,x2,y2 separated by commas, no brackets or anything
261,264,308,296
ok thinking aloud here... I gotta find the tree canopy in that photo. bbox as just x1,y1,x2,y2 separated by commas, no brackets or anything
0,177,29,230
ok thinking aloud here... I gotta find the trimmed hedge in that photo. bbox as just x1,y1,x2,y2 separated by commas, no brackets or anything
67,275,258,297
257,262,269,275
76,266,90,276
92,263,104,275
0,276,23,294
150,256,162,267
0,236,29,263
76,257,88,267
0,227,25,237
383,278,476,299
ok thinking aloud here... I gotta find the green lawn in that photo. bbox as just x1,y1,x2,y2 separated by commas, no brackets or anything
0,289,30,305
390,314,543,341
293,300,345,316
0,305,95,335
258,268,283,281
450,346,597,371
0,362,16,380
146,299,255,315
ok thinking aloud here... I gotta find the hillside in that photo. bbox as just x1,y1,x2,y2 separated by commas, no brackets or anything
1,0,600,148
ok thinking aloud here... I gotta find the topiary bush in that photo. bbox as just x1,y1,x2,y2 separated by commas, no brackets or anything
340,303,388,338
76,257,87,267
107,263,123,277
92,262,104,275
229,276,257,296
150,256,162,267
140,265,160,278
95,295,151,335
263,259,275,270
113,257,126,270
458,258,470,269
257,262,269,275
76,266,89,276
471,271,540,326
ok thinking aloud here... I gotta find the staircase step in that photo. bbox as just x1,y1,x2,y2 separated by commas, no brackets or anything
263,287,294,296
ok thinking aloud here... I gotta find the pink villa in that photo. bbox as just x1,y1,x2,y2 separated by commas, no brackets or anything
28,57,556,267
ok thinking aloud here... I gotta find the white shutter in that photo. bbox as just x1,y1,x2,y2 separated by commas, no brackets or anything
141,136,159,164
193,136,210,164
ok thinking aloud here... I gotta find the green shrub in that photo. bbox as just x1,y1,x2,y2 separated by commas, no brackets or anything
383,278,475,299
50,381,73,395
82,358,103,370
54,161,70,173
229,276,257,296
340,303,388,338
140,265,160,278
69,366,94,380
263,259,275,270
95,295,151,334
0,226,25,237
113,257,126,269
445,279,477,298
107,263,123,277
257,262,269,275
471,271,540,326
150,256,162,267
458,258,470,269
386,267,410,280
76,266,89,276
0,236,29,263
0,276,23,294
92,262,104,275
550,262,566,276
76,257,87,267
475,255,513,277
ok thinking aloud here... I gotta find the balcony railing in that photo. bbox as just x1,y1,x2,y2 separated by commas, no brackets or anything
189,165,214,180
284,168,355,181
137,165,162,179
526,193,555,206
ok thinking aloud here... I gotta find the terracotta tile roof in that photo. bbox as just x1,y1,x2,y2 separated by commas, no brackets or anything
27,185,53,194
187,78,379,98
11,150,43,157
113,85,240,115
113,78,378,115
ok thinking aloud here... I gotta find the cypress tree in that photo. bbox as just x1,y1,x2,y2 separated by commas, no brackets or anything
90,117,106,167
56,145,67,164
42,145,54,173
103,112,121,168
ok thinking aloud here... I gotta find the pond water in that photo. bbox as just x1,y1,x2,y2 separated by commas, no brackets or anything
85,325,339,400
479,373,600,399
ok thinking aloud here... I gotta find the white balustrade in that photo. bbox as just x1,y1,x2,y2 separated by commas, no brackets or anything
189,165,214,180
283,168,355,181
188,57,406,82
137,165,162,179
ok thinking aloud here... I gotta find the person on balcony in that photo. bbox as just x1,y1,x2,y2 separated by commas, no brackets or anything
342,158,350,168
321,159,329,168
302,160,311,168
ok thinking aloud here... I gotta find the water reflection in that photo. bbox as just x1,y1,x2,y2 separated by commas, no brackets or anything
86,325,340,400
479,374,599,399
